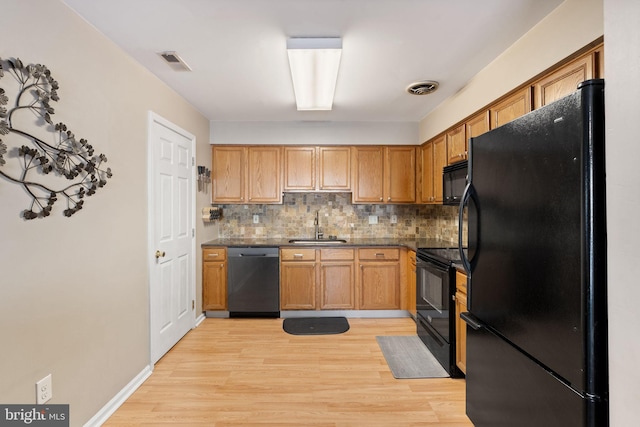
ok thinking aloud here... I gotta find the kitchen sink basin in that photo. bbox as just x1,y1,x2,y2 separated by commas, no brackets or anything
288,239,348,245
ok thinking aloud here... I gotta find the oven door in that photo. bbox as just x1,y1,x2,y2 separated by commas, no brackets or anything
416,257,451,343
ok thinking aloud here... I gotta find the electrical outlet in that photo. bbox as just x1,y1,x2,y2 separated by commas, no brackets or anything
368,215,378,225
252,215,259,224
36,374,52,404
390,215,398,224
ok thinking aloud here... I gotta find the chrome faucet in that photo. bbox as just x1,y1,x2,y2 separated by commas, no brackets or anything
314,210,323,240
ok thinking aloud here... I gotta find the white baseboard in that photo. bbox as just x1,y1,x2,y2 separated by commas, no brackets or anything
194,312,206,327
83,364,153,427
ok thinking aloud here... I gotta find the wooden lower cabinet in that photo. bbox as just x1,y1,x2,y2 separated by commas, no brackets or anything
407,250,417,318
357,248,401,310
280,262,317,309
202,247,227,311
280,248,355,310
455,270,468,374
320,262,355,309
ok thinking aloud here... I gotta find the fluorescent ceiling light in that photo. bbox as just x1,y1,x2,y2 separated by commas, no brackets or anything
287,37,342,111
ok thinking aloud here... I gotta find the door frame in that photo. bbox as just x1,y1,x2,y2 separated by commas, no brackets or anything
146,111,197,365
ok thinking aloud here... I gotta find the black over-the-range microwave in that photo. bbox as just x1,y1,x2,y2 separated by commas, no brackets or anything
442,160,467,206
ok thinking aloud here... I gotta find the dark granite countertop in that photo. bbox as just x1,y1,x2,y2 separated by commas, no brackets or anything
202,237,457,251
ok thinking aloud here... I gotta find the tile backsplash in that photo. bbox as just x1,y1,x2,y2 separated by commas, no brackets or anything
213,193,467,244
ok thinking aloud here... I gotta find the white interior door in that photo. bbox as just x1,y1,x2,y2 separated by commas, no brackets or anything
148,112,195,364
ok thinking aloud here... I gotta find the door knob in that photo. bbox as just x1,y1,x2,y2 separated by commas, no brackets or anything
155,250,166,259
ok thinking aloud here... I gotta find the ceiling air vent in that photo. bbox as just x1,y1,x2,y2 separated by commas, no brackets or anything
406,80,439,95
158,51,192,71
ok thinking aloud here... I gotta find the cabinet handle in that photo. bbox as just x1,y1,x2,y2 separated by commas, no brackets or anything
375,253,385,257
220,264,224,268
387,197,391,201
294,254,304,258
379,197,383,201
208,253,219,257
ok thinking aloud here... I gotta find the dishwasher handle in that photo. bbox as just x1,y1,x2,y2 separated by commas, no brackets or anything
239,253,275,257
228,247,279,258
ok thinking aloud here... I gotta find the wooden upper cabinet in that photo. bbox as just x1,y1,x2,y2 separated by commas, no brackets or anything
419,141,434,204
352,146,385,203
212,146,246,203
594,45,604,80
283,146,350,192
490,87,532,130
283,146,315,191
446,124,467,165
385,146,416,203
419,135,446,204
534,53,595,109
352,146,415,204
213,146,281,204
466,110,490,141
247,146,282,203
318,146,351,191
432,136,447,204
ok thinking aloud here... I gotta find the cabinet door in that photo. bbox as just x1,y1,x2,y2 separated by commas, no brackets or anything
455,270,468,374
203,261,227,310
534,54,594,109
359,262,400,309
432,135,447,203
407,250,417,318
280,262,317,310
320,262,355,309
419,142,435,204
212,146,245,203
247,146,282,203
490,87,532,130
466,110,490,141
319,146,351,191
283,147,315,191
446,124,467,165
385,146,416,203
455,290,468,374
352,146,384,203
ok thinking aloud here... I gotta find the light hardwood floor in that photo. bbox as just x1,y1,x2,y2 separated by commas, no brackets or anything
105,317,473,426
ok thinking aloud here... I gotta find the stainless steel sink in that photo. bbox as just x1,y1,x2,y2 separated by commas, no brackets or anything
288,239,348,245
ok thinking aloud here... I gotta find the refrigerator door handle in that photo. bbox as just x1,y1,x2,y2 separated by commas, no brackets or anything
458,181,474,275
460,312,482,331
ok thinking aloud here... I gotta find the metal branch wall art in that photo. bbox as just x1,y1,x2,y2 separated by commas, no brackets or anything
0,57,112,220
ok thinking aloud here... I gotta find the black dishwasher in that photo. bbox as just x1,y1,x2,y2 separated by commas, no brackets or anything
227,247,280,318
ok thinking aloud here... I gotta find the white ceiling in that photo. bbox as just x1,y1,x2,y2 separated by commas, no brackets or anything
63,0,563,123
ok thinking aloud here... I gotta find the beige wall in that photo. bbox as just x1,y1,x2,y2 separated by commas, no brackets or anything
604,0,640,424
419,0,604,142
211,121,419,145
0,0,212,425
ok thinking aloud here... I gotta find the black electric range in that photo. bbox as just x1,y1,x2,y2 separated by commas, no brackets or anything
417,247,464,267
415,245,465,378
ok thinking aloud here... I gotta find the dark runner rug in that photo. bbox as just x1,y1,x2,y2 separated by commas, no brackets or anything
283,317,350,335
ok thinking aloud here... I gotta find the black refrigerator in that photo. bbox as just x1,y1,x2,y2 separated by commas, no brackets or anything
459,79,608,427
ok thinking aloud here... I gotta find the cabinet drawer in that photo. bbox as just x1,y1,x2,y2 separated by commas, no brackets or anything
281,248,317,261
358,248,400,261
456,270,467,294
203,247,227,261
320,248,355,261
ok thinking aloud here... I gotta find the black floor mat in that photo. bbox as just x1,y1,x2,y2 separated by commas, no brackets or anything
283,317,350,335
